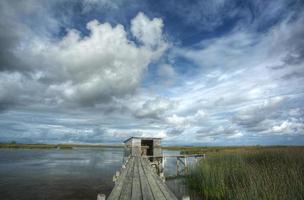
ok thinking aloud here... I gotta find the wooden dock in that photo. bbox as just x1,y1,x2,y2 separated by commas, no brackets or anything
106,156,178,200
97,137,204,200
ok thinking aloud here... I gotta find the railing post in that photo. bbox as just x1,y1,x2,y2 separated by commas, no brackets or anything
97,193,106,200
176,157,179,176
184,157,188,175
162,157,165,172
182,195,190,200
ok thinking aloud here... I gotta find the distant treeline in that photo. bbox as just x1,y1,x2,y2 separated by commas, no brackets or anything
162,145,304,154
1,143,303,150
0,143,124,149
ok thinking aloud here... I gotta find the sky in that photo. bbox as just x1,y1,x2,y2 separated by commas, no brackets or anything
0,0,303,145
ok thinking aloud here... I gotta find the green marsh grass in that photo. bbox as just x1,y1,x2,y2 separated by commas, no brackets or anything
186,147,304,200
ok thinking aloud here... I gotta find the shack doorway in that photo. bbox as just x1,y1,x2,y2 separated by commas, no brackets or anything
141,140,153,156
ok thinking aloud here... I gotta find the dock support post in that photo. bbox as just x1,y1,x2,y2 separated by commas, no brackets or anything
184,157,188,174
160,172,165,182
176,157,179,176
97,193,106,200
115,171,120,177
182,195,190,200
162,157,165,172
113,171,121,183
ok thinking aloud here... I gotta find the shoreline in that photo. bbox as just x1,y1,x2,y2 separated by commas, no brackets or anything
1,143,303,150
0,143,124,149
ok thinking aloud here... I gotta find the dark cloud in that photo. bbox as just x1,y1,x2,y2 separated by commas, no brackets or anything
0,0,304,145
283,22,304,66
281,72,304,80
0,2,28,72
167,128,184,136
269,16,304,80
233,97,285,129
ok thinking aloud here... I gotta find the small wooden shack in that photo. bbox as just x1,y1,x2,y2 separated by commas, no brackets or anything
123,137,162,158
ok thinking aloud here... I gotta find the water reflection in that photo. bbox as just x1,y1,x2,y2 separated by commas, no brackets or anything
0,148,196,200
0,148,123,200
162,150,200,200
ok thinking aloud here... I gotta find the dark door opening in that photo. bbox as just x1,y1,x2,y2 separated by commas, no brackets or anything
141,140,153,157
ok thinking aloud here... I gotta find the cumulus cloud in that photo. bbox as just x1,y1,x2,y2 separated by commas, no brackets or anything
1,0,304,145
38,20,159,105
0,72,46,111
165,110,208,126
131,12,167,50
233,97,286,128
0,1,58,72
0,8,168,108
134,97,176,119
270,120,304,134
227,130,244,139
196,124,244,141
165,114,187,126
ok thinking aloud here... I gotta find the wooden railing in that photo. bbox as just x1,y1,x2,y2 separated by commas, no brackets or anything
143,154,206,177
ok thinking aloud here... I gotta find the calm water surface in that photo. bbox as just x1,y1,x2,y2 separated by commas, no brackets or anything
0,148,186,200
0,148,124,200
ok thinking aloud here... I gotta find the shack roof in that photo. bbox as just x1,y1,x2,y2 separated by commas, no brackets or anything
123,137,162,143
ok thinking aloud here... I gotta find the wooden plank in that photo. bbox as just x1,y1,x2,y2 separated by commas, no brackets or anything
140,158,167,200
131,157,142,200
138,157,154,200
119,157,135,200
107,157,133,200
143,159,177,200
108,156,177,200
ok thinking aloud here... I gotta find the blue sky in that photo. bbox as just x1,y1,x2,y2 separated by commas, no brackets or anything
0,0,303,145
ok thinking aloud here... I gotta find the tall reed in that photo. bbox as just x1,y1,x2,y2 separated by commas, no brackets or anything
186,148,304,200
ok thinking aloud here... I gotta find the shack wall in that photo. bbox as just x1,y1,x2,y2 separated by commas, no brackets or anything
153,138,162,157
124,137,162,157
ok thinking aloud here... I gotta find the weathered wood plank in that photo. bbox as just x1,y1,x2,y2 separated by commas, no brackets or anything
107,157,133,200
108,156,177,200
140,158,167,200
119,158,135,200
143,158,177,200
138,157,154,200
131,157,142,200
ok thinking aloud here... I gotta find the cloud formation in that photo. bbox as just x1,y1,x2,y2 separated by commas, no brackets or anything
0,8,167,108
0,0,303,145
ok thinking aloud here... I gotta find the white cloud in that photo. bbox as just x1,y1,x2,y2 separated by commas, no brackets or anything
131,12,167,50
134,97,176,119
165,109,208,126
270,120,304,135
14,13,168,106
288,108,304,117
1,0,304,145
227,130,244,139
232,96,287,130
165,114,187,125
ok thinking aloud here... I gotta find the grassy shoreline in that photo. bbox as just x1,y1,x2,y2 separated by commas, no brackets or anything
186,147,304,200
163,145,304,154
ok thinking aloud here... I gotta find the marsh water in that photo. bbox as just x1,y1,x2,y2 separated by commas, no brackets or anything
0,148,187,200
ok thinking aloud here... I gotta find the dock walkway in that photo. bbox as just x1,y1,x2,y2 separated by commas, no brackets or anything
107,156,177,200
